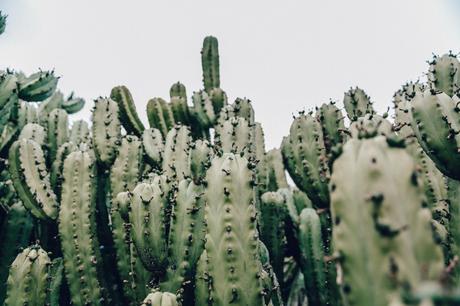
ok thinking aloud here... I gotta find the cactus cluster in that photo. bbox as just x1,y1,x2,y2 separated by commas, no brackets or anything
2,33,460,306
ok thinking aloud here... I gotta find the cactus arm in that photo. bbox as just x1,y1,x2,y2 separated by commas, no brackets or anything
8,139,58,220
141,291,178,306
343,87,374,121
110,85,145,136
170,82,187,101
142,128,164,170
47,108,69,164
46,258,65,306
170,97,191,126
147,97,175,137
5,246,51,306
61,92,85,114
59,151,103,305
92,97,122,166
428,53,460,97
201,36,220,92
18,71,58,102
69,120,90,145
162,125,192,181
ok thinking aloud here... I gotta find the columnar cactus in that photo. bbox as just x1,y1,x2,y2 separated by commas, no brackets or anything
428,52,460,97
8,138,58,220
17,71,59,102
170,82,187,101
92,97,122,166
162,125,192,181
343,87,374,121
0,11,7,35
69,119,90,145
141,291,178,306
215,116,254,160
142,128,164,170
47,108,69,163
5,245,51,306
265,149,289,191
147,97,175,137
348,114,393,139
316,101,345,155
330,136,444,306
59,150,104,305
410,90,460,180
111,85,145,136
281,112,330,208
201,36,220,93
195,153,265,306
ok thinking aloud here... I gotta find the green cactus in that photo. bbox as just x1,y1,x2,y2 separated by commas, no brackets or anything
61,91,85,114
195,153,265,306
191,90,217,130
217,98,255,126
428,53,460,97
162,125,192,181
69,119,90,145
111,85,145,136
141,291,178,306
18,123,46,146
259,191,287,287
201,36,220,93
170,96,191,126
286,271,308,306
46,258,66,306
47,108,69,164
343,87,374,121
147,97,175,137
316,101,345,155
281,112,330,208
5,245,51,306
161,179,206,299
410,90,460,180
215,116,254,160
130,175,170,273
8,139,59,220
190,139,212,184
142,128,164,170
330,136,444,306
0,11,7,35
0,202,33,303
59,150,104,305
265,148,289,192
209,88,227,116
18,71,59,102
92,97,122,167
170,82,187,101
349,113,393,139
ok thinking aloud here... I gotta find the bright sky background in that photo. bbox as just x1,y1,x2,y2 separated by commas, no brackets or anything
1,0,460,149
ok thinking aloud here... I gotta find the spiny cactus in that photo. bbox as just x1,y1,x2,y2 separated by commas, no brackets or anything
8,138,58,220
47,108,69,163
330,136,444,306
59,150,104,305
69,119,90,145
410,90,460,180
92,97,122,167
428,52,460,97
215,116,254,160
201,36,220,93
142,128,164,170
111,85,145,136
316,101,345,155
46,258,66,306
281,112,330,208
5,245,50,306
147,97,175,138
170,82,187,101
348,113,393,139
265,148,289,192
61,91,85,114
343,87,374,121
162,125,192,181
17,70,59,102
195,153,265,306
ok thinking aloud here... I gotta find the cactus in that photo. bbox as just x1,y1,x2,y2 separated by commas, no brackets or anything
190,139,212,184
428,53,460,97
349,113,393,139
215,116,254,160
147,97,175,137
17,71,59,102
170,96,191,126
61,91,85,114
130,175,170,273
8,139,59,220
18,123,46,146
141,291,178,306
92,97,122,167
0,202,33,303
217,98,255,126
195,153,265,306
330,136,444,306
316,101,345,155
59,150,104,305
191,90,217,130
46,258,66,306
343,87,374,121
111,85,145,136
0,11,6,35
410,90,460,180
161,179,206,299
265,148,289,191
281,112,330,208
259,191,287,286
170,82,187,101
47,108,69,163
69,119,90,145
201,36,220,93
162,125,192,181
142,128,164,170
5,245,51,306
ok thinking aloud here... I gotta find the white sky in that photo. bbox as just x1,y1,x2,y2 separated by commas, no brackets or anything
1,0,460,149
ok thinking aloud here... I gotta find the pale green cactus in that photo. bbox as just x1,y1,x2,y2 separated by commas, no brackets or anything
59,150,104,305
349,113,393,139
61,91,85,114
201,36,220,93
142,128,164,170
330,136,444,306
162,125,192,181
343,87,374,121
147,97,175,137
170,82,187,101
111,85,145,136
316,101,345,155
0,11,7,35
69,120,90,145
141,291,178,306
195,153,265,306
215,116,254,160
17,71,59,102
5,245,51,306
428,52,460,97
47,108,69,163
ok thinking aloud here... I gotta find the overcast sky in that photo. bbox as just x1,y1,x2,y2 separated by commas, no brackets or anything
1,0,460,149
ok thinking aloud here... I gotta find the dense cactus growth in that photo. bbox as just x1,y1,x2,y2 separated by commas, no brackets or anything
2,35,460,306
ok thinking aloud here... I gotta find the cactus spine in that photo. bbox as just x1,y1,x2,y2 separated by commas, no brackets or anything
201,36,220,93
111,86,145,136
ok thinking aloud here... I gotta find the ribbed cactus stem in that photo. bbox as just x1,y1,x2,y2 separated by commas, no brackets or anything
59,150,104,305
201,36,220,93
162,125,192,181
141,291,178,306
110,85,145,136
147,97,175,137
5,245,51,306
